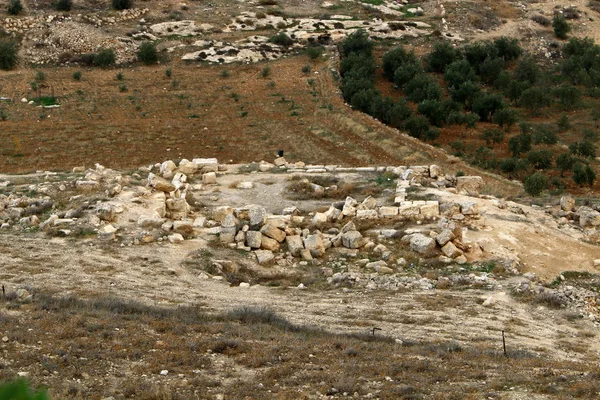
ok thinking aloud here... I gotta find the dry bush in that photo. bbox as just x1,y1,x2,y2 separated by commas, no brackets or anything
531,14,551,26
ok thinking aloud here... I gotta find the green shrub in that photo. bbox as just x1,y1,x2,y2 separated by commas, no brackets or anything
0,379,48,400
478,57,505,84
524,172,548,196
553,84,581,109
116,72,124,80
340,52,376,78
54,0,72,11
556,153,575,175
350,89,379,112
393,62,423,88
499,157,517,173
72,71,82,81
0,40,19,70
269,32,293,47
532,126,558,145
573,163,596,186
557,114,570,132
508,132,532,157
449,80,481,108
306,45,324,60
553,14,571,40
112,0,132,10
480,128,504,145
137,42,158,65
418,99,460,127
165,68,172,78
427,41,462,73
261,66,271,78
388,100,413,128
515,56,540,85
519,87,551,115
472,92,505,121
526,149,553,169
569,141,596,158
383,46,418,81
444,59,477,88
404,115,430,139
93,48,116,67
7,0,22,15
494,36,522,61
404,74,442,102
493,108,518,130
301,64,311,74
340,29,373,58
446,111,479,127
463,41,498,72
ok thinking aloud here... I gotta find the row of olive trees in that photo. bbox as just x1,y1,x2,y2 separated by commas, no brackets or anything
7,0,132,14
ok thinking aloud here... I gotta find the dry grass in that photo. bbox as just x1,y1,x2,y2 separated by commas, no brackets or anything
2,292,600,398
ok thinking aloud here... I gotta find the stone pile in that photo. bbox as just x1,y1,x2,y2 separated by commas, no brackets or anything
555,195,600,243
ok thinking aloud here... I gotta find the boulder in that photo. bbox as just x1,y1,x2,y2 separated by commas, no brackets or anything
274,157,287,166
260,223,286,242
365,260,387,270
456,176,484,196
560,195,576,212
286,235,304,256
577,206,600,227
220,214,238,243
248,205,267,227
152,177,176,193
460,202,479,215
312,212,327,225
192,158,218,172
255,250,275,264
436,229,454,246
213,206,233,223
138,213,166,229
379,206,398,217
237,181,254,189
246,231,262,249
168,233,185,243
342,196,358,216
441,242,462,258
303,234,325,257
160,160,177,177
261,236,280,251
75,180,100,192
259,161,274,172
166,197,190,220
341,230,364,249
324,206,341,222
360,196,378,210
409,234,436,256
429,164,442,178
202,172,217,184
341,221,357,233
420,202,440,219
300,248,313,261
178,159,198,175
357,210,378,219
173,220,194,236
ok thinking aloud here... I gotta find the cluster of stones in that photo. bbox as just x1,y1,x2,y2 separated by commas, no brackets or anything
79,8,149,28
1,8,148,33
181,36,293,64
220,11,430,42
554,195,600,243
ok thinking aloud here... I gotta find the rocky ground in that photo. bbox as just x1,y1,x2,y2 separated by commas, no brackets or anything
0,156,599,397
1,0,600,398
